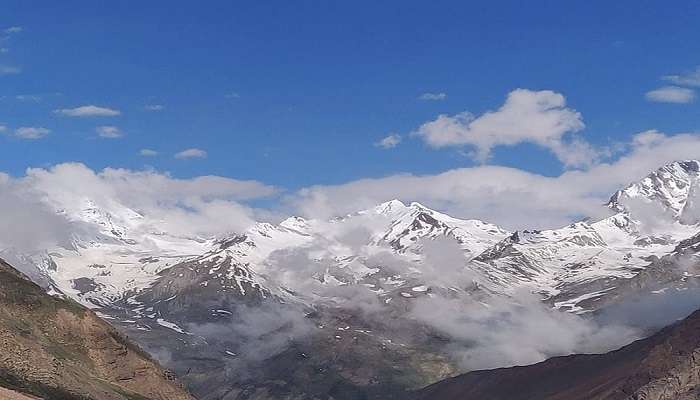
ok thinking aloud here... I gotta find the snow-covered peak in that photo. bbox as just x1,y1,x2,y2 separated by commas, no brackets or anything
76,199,137,238
279,216,311,233
608,160,700,220
370,199,409,217
370,200,509,256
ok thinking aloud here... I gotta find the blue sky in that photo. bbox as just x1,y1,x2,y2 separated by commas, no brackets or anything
1,0,699,192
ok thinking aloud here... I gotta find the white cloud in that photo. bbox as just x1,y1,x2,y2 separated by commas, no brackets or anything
0,125,6,132
645,86,696,103
0,176,74,254
175,148,207,159
145,104,165,111
0,65,21,75
225,93,241,99
54,105,121,117
139,149,158,156
3,26,22,34
289,131,700,230
410,291,637,370
15,127,50,139
15,94,42,102
96,125,123,139
2,161,275,249
662,66,700,87
419,92,447,101
414,89,592,167
0,48,8,54
375,134,402,149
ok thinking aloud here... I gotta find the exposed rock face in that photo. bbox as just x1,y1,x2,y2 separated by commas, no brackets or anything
412,308,700,400
0,259,194,400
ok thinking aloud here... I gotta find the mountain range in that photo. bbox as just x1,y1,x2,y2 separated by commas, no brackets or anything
3,160,700,399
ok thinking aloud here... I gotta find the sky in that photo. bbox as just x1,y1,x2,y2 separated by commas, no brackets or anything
2,1,700,230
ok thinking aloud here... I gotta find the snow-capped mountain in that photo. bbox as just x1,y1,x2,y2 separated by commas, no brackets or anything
24,160,700,332
7,160,700,400
369,199,508,255
608,160,699,218
37,194,511,310
467,161,700,313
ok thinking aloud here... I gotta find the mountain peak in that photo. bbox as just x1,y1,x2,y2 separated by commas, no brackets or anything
408,201,431,211
373,199,409,216
279,216,310,232
608,159,700,221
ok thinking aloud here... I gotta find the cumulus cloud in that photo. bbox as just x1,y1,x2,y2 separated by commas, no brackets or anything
375,134,402,149
96,125,123,139
419,92,447,101
0,65,21,75
175,148,207,159
139,149,158,156
662,66,700,87
15,126,50,139
413,89,594,167
54,105,121,117
645,86,696,103
289,131,700,230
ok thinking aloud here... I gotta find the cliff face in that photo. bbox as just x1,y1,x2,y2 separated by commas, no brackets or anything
413,309,700,400
0,259,194,400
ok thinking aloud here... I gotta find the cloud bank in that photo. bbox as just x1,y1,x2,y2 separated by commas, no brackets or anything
0,163,277,253
290,131,700,230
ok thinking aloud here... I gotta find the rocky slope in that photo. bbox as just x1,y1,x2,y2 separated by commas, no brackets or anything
0,387,40,400
0,258,194,400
